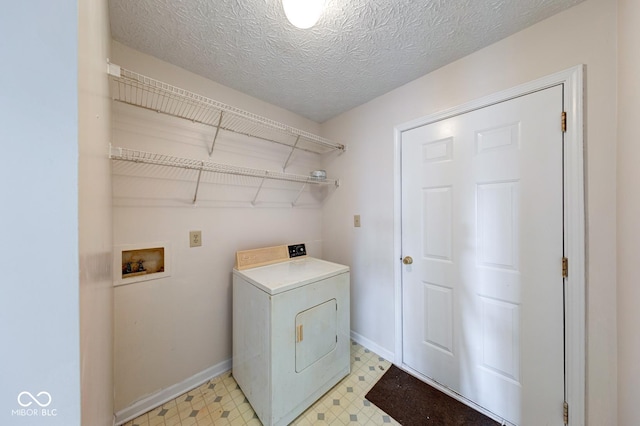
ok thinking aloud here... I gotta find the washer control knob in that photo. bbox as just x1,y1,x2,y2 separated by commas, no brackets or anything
288,243,307,258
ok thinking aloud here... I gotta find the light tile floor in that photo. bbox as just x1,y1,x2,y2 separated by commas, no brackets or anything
123,341,400,426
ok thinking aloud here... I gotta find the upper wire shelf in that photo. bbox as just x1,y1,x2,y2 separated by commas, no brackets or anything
107,62,345,158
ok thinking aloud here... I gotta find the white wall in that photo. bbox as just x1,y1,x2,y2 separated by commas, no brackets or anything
321,0,618,423
616,0,640,423
78,0,114,425
111,42,333,412
0,2,81,425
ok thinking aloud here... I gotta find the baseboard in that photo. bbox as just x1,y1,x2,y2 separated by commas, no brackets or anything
114,358,232,425
350,330,395,362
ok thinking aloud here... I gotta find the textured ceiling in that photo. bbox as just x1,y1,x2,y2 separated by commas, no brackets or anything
109,0,583,123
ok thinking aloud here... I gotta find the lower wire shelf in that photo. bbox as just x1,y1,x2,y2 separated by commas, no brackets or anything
109,145,339,206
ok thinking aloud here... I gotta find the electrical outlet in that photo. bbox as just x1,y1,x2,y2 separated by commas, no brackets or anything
189,230,202,247
354,215,361,227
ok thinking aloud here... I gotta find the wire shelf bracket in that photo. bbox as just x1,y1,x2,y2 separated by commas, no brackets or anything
192,162,204,204
208,112,224,156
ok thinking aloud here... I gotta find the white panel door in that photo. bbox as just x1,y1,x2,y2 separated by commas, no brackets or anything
401,86,564,425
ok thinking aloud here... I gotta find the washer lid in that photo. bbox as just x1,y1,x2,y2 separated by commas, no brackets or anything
233,257,349,295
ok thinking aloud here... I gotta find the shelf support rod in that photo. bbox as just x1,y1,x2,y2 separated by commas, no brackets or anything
251,177,267,206
208,112,224,156
192,162,204,204
282,135,301,171
291,182,308,207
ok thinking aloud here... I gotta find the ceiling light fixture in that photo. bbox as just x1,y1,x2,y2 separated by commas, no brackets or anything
282,0,325,29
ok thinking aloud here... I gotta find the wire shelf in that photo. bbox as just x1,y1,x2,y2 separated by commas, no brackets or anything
110,146,339,197
108,63,345,156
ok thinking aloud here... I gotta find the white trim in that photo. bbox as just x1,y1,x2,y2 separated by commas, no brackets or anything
393,65,585,426
114,358,232,425
562,66,586,426
350,330,395,362
393,128,404,366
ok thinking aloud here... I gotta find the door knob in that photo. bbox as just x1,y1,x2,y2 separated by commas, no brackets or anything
403,256,413,265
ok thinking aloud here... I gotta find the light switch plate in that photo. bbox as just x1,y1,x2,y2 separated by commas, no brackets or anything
354,215,361,227
189,231,202,247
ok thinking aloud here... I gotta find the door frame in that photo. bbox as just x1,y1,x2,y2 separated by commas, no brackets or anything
393,65,585,425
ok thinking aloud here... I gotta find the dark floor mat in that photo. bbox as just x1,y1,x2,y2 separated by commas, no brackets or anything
365,365,500,426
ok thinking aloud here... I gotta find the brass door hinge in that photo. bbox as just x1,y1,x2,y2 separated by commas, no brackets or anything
561,111,567,133
562,257,569,278
563,400,569,424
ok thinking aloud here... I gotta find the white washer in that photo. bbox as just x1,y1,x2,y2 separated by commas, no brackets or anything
232,254,350,426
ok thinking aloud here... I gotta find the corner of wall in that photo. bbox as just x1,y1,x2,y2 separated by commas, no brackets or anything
78,0,114,425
